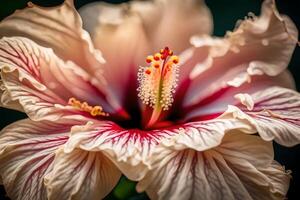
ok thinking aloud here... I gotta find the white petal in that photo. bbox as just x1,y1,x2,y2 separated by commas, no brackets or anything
0,0,105,75
131,0,213,52
156,118,253,152
137,132,290,200
0,119,72,200
44,149,121,200
0,37,117,120
80,2,150,105
80,0,213,53
224,86,300,146
0,1,125,110
181,0,298,108
64,116,253,183
0,79,23,112
64,120,175,181
183,70,295,121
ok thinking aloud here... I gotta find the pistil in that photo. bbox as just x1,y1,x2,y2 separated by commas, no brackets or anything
137,47,179,128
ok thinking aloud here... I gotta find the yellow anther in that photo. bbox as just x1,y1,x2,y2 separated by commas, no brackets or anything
153,53,161,61
68,97,108,117
68,97,76,105
73,100,81,108
90,106,102,116
146,55,153,63
81,102,92,112
170,55,179,64
145,68,152,75
153,62,160,69
68,97,81,108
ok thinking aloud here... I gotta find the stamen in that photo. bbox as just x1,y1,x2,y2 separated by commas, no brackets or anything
170,55,179,64
154,53,161,61
145,69,152,75
137,47,180,126
146,55,153,63
68,97,81,108
68,97,109,117
153,62,160,69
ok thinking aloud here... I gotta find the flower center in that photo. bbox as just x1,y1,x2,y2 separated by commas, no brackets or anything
68,97,109,117
137,47,179,128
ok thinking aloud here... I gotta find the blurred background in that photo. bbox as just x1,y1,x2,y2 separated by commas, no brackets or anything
0,0,299,199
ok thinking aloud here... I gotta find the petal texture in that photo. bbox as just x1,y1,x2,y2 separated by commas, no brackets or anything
183,71,295,121
0,0,105,75
225,86,300,146
0,116,121,200
0,37,115,120
130,0,213,52
65,117,252,182
88,4,150,104
64,121,170,180
44,149,121,200
137,132,290,200
181,0,298,108
0,119,70,200
80,0,213,53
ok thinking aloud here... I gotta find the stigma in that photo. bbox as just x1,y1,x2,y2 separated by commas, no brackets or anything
137,47,179,126
68,97,109,117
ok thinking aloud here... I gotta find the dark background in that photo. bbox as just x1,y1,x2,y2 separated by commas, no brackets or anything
0,0,299,199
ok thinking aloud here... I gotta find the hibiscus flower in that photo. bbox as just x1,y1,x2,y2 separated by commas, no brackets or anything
0,0,299,199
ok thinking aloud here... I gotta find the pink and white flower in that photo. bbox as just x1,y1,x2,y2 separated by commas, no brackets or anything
0,0,299,199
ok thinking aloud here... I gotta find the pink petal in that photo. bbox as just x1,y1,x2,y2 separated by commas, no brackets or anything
80,0,212,53
80,2,151,105
64,116,253,181
183,71,295,121
137,132,290,200
64,120,176,180
44,149,121,200
224,86,300,146
79,0,213,105
0,119,72,200
179,0,298,109
0,116,120,200
0,1,125,111
0,37,119,120
0,78,23,112
155,118,253,152
130,0,213,53
0,0,105,77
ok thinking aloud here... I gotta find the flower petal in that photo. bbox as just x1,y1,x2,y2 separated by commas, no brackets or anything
183,70,295,121
224,86,300,146
80,2,150,105
181,0,298,108
155,118,253,152
80,0,212,53
137,132,290,200
0,0,105,75
44,149,121,200
64,116,253,182
0,119,71,200
79,0,212,104
0,79,23,112
64,120,176,181
130,0,213,52
0,37,118,120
